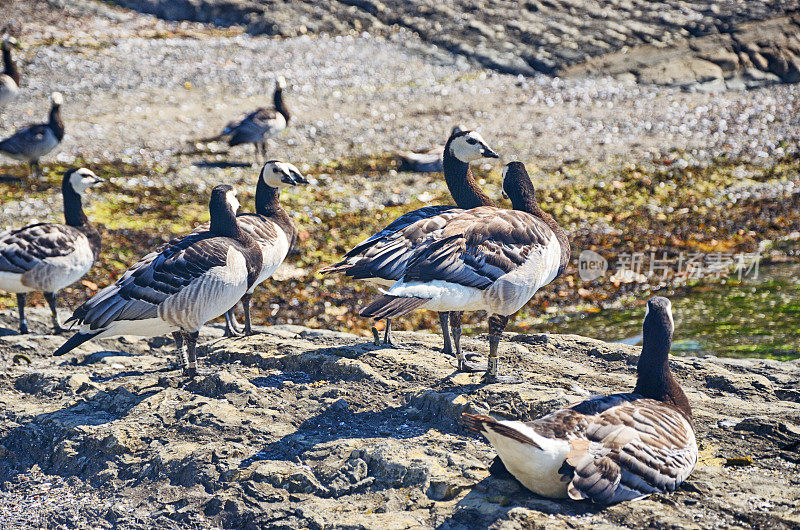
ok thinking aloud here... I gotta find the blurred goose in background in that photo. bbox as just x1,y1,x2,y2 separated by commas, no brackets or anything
220,76,290,164
0,92,65,178
0,168,103,334
320,128,499,353
360,161,570,383
463,297,697,504
0,38,20,107
54,185,263,377
187,160,308,337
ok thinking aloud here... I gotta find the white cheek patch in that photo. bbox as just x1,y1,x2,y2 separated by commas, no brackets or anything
227,191,240,212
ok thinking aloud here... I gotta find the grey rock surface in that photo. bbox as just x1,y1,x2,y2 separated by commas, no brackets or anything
108,0,800,87
0,308,798,528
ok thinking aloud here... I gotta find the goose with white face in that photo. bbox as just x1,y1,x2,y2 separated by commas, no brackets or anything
261,160,308,188
68,168,104,195
449,131,500,162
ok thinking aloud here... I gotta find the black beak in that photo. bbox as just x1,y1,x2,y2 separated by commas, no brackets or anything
280,173,298,185
94,176,105,184
482,146,500,159
294,174,310,185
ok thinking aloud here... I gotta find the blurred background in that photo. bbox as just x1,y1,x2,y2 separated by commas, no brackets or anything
1,0,798,359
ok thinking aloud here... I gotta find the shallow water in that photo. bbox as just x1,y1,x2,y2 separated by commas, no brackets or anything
535,261,800,361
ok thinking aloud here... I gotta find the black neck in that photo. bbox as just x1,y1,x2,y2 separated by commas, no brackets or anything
442,141,494,209
255,178,288,217
274,87,290,123
2,46,19,85
62,183,88,227
507,173,571,276
210,200,243,240
633,321,693,420
49,104,65,141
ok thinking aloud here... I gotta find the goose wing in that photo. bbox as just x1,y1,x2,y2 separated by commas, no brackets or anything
402,207,557,289
320,205,459,282
554,395,697,504
0,123,54,156
0,224,85,274
225,108,284,145
67,232,236,330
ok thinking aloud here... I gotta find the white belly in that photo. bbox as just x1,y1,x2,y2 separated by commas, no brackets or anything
22,238,95,293
387,280,486,312
250,228,290,292
87,317,178,340
483,421,571,499
0,271,34,293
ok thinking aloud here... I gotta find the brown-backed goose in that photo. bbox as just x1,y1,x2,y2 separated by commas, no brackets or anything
54,185,263,377
0,92,64,178
221,77,290,164
462,297,697,504
0,168,103,334
0,38,20,106
360,161,569,383
320,128,499,353
185,161,308,336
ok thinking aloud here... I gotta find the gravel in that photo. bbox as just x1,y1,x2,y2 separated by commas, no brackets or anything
1,9,799,191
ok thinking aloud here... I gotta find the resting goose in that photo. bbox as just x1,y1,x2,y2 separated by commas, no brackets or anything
360,161,570,383
320,128,499,353
221,76,290,164
186,160,308,336
0,92,65,178
54,185,263,376
0,38,20,107
462,297,697,504
0,168,103,334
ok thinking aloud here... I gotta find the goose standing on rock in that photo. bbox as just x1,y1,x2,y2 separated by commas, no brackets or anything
0,92,65,178
0,38,20,107
462,297,697,504
220,77,290,164
320,129,499,352
0,168,103,334
360,161,569,383
54,185,263,377
187,160,308,337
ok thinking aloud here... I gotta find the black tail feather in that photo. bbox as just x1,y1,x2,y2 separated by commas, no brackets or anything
360,295,429,319
53,331,99,357
461,413,541,448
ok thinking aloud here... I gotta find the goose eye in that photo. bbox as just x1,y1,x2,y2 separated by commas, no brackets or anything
466,138,477,145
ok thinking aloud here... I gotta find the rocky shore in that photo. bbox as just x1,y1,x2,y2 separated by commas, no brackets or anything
0,309,798,528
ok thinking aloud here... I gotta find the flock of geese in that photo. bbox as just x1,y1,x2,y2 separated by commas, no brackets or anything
0,39,698,505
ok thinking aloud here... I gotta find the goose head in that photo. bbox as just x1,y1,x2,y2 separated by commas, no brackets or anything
51,91,64,107
260,160,308,189
275,75,287,90
65,168,104,196
643,296,674,345
447,130,499,162
2,37,20,51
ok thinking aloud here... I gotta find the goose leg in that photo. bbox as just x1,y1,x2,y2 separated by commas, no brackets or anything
481,314,521,384
43,291,67,333
224,306,243,337
183,331,200,377
439,312,453,356
452,311,487,372
241,293,255,335
172,331,185,369
16,293,28,334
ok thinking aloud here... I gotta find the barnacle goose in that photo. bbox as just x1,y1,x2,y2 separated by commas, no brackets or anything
0,38,20,107
360,161,570,383
320,128,499,353
0,168,103,334
220,77,290,164
186,160,308,336
463,297,697,504
54,185,263,376
0,92,65,178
